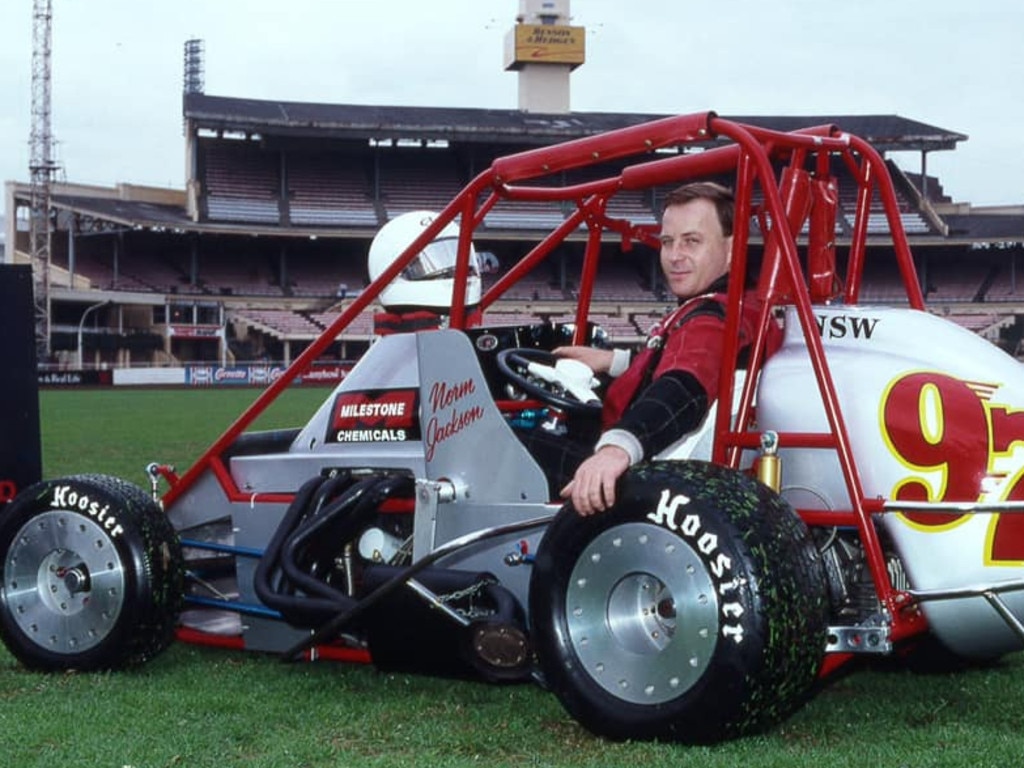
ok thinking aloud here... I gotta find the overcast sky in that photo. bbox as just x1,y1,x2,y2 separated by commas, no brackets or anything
1,0,1022,206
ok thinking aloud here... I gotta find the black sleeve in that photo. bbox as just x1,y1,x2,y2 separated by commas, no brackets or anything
612,370,709,459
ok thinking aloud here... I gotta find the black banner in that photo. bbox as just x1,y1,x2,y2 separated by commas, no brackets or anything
38,369,113,387
0,265,42,499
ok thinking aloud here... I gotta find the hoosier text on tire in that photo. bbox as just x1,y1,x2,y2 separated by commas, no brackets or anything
529,460,829,743
0,474,184,671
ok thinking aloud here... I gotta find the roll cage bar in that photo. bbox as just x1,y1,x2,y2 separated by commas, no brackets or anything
160,111,931,656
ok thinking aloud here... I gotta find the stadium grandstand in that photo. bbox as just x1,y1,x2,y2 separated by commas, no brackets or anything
5,0,1024,379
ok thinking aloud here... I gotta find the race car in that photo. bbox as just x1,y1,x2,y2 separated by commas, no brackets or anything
3,112,1024,744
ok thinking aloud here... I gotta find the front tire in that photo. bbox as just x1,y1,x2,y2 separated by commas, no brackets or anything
529,461,828,743
0,474,184,671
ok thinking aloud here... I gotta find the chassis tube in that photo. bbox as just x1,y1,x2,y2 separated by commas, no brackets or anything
492,113,715,183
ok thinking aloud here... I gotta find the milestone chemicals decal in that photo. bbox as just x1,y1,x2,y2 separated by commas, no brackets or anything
327,388,420,443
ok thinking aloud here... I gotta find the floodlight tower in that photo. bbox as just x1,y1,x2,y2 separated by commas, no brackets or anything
29,0,60,360
183,39,204,94
505,0,584,113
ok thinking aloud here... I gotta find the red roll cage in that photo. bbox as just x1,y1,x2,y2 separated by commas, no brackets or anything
160,112,931,669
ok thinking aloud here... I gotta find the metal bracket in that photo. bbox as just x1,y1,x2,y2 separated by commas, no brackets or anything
826,622,892,654
413,478,457,560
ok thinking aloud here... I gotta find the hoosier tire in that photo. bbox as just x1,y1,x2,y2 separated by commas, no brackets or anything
0,474,184,671
529,460,829,743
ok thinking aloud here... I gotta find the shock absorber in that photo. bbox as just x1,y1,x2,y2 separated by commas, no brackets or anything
757,430,781,492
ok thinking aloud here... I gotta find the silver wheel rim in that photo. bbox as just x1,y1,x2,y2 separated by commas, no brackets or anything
565,522,719,705
4,511,126,654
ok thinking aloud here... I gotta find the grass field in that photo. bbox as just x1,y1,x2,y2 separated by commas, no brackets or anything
3,387,1024,767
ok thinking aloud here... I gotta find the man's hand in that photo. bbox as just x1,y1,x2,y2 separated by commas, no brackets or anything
560,445,631,516
553,346,614,375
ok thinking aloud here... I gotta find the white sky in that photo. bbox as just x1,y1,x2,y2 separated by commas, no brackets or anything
1,0,1022,206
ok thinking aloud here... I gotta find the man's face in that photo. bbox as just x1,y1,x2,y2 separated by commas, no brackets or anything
658,198,732,299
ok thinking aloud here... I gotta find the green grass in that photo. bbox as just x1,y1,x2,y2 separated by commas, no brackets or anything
3,387,1024,766
37,386,328,484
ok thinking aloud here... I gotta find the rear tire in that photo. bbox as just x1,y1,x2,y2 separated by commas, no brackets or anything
529,460,829,743
0,474,184,671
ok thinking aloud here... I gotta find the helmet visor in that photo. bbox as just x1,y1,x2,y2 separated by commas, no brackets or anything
404,238,478,281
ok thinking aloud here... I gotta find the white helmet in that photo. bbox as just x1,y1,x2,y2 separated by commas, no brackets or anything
367,210,481,310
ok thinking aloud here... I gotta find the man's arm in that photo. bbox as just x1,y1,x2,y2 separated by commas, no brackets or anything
612,370,709,458
553,346,630,377
560,444,631,517
561,371,708,515
561,301,728,515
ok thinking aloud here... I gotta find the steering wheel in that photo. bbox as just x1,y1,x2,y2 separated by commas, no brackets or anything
495,348,602,417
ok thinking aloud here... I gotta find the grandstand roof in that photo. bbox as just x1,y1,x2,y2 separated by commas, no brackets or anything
51,194,188,230
183,93,967,153
944,212,1024,241
45,191,367,239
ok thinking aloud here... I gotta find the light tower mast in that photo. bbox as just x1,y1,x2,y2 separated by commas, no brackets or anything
29,0,59,360
183,38,205,94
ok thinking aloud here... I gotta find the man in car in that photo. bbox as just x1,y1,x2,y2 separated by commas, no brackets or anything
555,181,774,515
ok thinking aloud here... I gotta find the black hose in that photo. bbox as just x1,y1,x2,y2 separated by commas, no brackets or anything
306,470,355,521
280,473,412,604
253,474,325,607
254,473,359,625
254,471,414,628
271,470,355,601
481,581,522,625
279,475,379,603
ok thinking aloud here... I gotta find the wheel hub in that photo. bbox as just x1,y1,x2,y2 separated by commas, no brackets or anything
4,511,126,654
59,564,91,595
565,522,719,705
